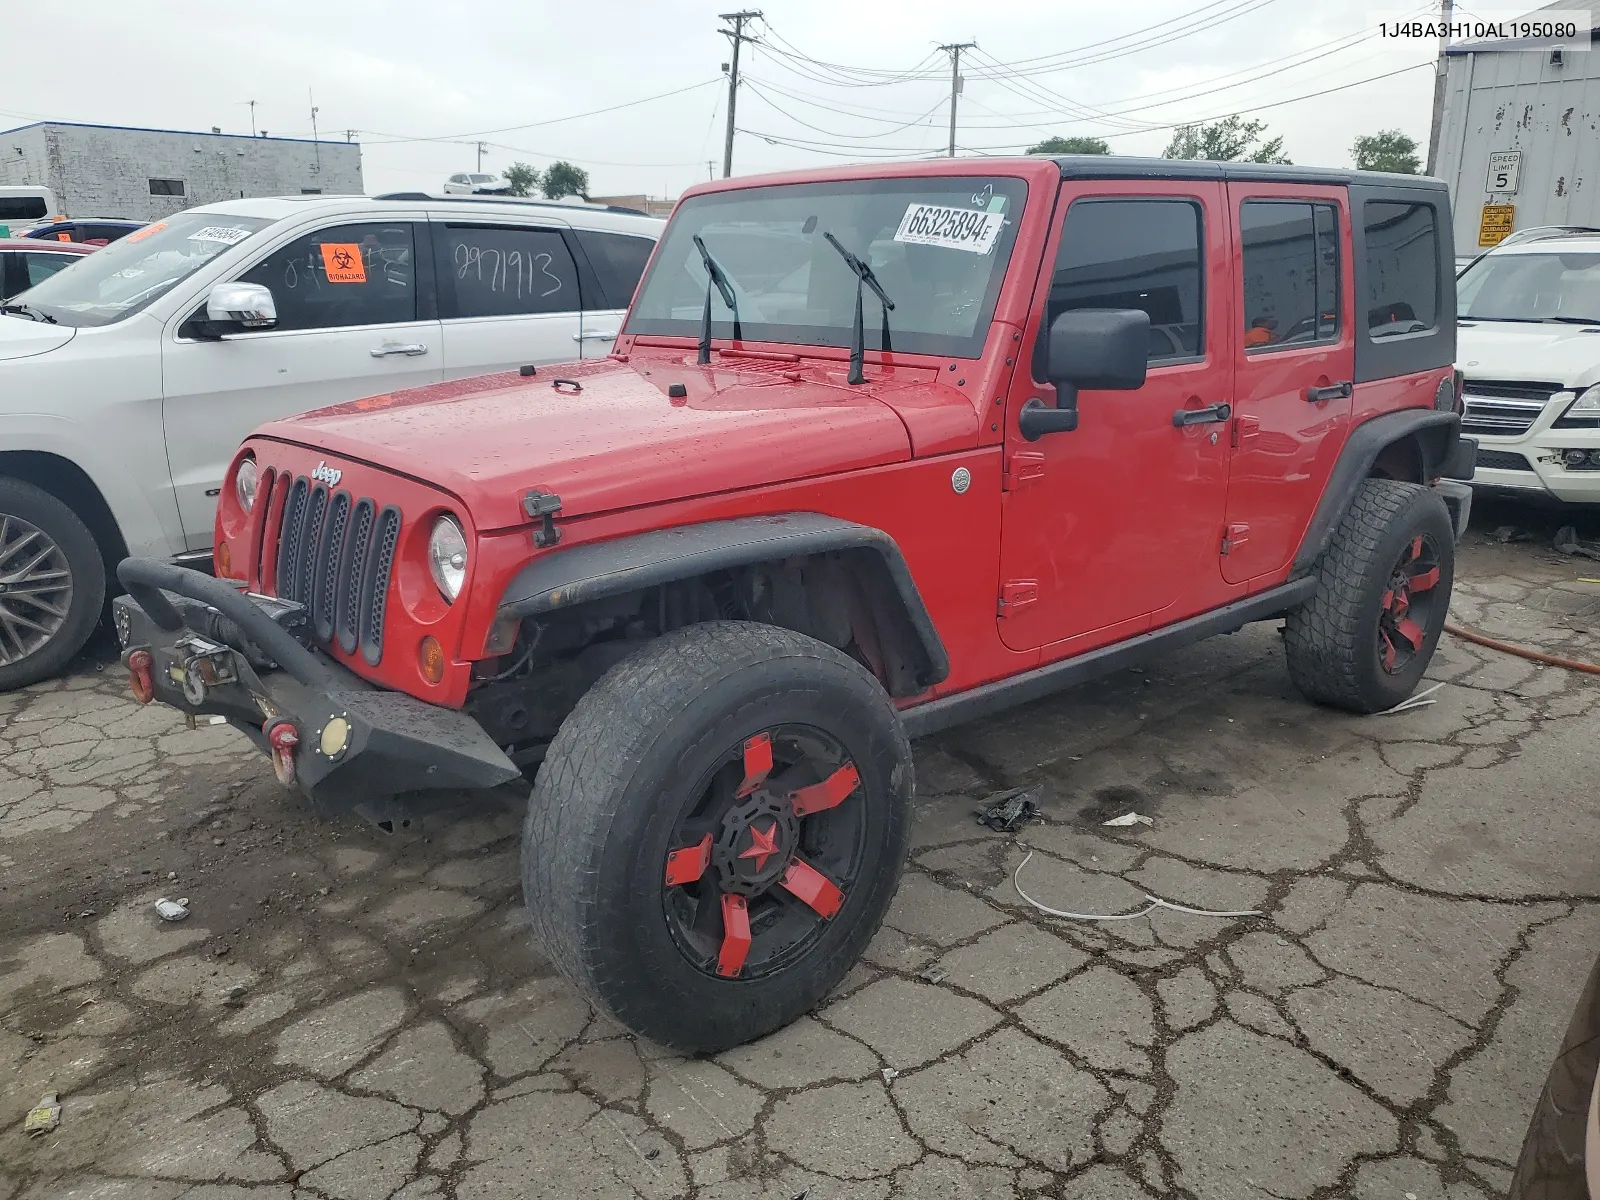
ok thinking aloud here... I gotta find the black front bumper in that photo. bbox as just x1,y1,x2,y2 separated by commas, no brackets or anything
113,559,520,805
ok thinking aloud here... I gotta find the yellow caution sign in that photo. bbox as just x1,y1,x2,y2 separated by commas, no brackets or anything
1478,204,1515,247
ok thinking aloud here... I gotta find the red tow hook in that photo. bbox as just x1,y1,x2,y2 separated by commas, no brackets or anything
266,720,299,787
125,650,154,705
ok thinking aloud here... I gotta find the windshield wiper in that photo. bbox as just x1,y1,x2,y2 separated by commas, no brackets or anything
1541,315,1600,325
0,303,55,324
823,232,895,385
692,234,741,365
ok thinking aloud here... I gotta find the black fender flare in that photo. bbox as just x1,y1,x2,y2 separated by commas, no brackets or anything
493,513,951,690
1293,408,1465,574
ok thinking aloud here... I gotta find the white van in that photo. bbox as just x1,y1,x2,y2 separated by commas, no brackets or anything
0,193,661,689
0,186,62,237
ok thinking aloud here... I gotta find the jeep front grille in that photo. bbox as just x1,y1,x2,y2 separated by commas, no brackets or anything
1460,380,1564,437
268,474,399,664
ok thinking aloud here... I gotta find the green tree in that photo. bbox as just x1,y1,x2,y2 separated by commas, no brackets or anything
502,162,539,197
1162,116,1290,164
540,161,590,200
1351,129,1420,174
1026,135,1111,155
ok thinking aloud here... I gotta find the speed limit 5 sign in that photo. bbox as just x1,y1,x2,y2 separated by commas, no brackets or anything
1487,151,1522,195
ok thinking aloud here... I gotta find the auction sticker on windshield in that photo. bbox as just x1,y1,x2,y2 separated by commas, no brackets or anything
894,203,1004,254
187,226,254,246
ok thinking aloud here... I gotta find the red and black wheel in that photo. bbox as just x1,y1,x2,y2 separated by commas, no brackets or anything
1378,531,1445,676
1286,478,1455,713
522,621,912,1052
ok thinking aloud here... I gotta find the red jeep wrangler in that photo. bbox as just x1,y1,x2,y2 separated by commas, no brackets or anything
114,157,1474,1052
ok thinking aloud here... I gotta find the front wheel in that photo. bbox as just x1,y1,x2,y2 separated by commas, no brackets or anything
0,478,105,692
522,621,913,1053
1285,478,1455,714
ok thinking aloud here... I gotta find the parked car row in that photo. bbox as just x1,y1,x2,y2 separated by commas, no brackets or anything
0,192,662,688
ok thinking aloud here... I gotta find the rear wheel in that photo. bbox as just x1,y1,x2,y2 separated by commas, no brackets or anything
0,478,105,692
522,621,913,1052
1285,478,1454,714
1508,948,1600,1198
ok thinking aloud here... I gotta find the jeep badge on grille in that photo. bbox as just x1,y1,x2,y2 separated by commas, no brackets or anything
311,461,342,487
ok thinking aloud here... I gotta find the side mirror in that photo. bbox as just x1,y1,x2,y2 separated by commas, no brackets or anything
206,282,276,330
1021,308,1152,440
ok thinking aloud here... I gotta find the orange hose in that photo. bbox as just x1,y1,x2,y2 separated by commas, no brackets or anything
1445,623,1600,676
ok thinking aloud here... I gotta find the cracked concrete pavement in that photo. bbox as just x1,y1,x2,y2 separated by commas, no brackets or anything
2,510,1598,1200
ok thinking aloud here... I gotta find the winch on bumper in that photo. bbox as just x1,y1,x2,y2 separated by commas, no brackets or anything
112,559,521,805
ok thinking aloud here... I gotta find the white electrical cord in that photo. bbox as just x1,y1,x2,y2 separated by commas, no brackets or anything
1011,850,1264,922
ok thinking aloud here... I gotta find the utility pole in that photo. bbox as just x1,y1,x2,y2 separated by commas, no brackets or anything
309,91,320,172
246,100,257,137
939,42,976,158
1424,0,1454,174
477,141,487,172
719,10,761,178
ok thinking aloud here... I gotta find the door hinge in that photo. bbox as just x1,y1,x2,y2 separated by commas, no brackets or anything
1230,415,1260,448
998,579,1039,616
1220,523,1251,555
1002,451,1046,490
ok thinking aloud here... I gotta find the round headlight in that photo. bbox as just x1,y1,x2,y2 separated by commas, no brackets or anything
235,457,258,512
428,515,468,602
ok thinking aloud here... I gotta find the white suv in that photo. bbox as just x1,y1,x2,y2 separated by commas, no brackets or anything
1456,229,1600,503
0,193,661,689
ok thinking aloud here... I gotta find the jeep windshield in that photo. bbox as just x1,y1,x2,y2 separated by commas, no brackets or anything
6,213,273,328
626,176,1027,359
1457,250,1600,325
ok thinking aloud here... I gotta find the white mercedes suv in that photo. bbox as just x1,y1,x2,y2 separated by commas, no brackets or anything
0,192,661,690
1456,228,1600,503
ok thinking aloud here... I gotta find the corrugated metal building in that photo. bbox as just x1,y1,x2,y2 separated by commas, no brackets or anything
1434,5,1600,256
0,121,363,221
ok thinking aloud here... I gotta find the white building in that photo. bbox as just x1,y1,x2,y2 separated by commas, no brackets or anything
0,121,363,222
1434,5,1600,256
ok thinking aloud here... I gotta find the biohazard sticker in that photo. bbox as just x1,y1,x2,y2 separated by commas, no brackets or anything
320,243,367,283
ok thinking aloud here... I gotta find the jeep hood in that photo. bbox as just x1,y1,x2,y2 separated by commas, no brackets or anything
1457,321,1600,390
0,314,76,362
256,360,918,529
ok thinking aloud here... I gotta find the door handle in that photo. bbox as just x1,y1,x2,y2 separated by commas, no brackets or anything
1306,381,1353,402
1172,402,1231,427
573,330,619,342
370,343,428,358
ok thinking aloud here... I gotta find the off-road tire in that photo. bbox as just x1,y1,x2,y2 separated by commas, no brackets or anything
1508,947,1600,1197
0,478,105,692
522,621,913,1053
1285,478,1454,713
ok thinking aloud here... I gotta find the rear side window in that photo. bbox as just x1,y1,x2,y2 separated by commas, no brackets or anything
1363,200,1439,336
1240,200,1342,350
574,230,656,309
1040,198,1204,371
0,197,48,221
238,222,418,332
437,225,579,318
23,252,76,288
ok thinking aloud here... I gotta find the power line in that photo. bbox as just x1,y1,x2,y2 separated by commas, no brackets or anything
742,80,945,140
355,79,723,145
736,59,1433,156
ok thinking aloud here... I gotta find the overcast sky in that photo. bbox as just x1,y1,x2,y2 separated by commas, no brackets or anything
3,0,1474,199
